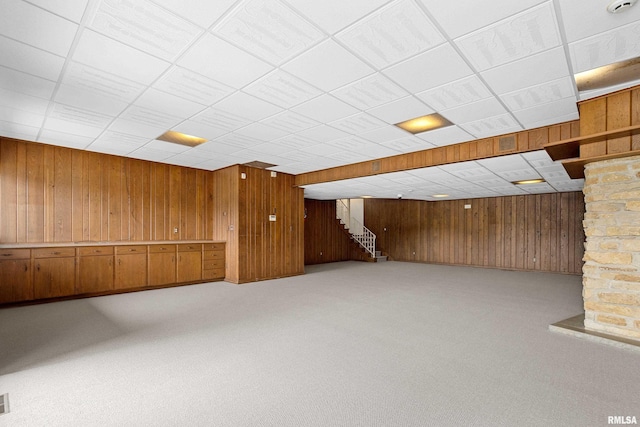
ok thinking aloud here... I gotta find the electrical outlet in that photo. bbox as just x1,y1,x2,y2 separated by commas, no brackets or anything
173,227,178,233
464,204,471,209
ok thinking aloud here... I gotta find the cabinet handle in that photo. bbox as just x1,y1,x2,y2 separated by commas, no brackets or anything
36,264,40,272
161,247,166,251
2,253,11,257
118,258,121,265
24,264,28,272
52,251,61,255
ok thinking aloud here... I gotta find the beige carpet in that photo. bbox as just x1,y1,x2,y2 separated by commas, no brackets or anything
0,261,638,426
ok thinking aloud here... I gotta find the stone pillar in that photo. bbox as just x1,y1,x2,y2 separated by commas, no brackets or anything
582,155,640,340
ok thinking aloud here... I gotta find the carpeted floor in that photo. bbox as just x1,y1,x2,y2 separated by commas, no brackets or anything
0,261,638,426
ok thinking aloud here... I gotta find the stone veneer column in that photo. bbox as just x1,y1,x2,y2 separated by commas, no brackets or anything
582,154,640,340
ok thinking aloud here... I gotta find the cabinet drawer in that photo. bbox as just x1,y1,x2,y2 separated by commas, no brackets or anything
203,243,224,251
115,245,147,254
203,259,224,270
203,250,224,260
178,243,201,252
149,245,175,254
33,247,76,258
77,246,114,256
0,248,30,259
203,267,225,280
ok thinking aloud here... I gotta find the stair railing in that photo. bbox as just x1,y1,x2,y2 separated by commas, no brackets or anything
336,199,376,257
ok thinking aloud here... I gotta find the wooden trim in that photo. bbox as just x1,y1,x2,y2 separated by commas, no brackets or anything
295,121,579,186
544,124,640,161
562,149,640,179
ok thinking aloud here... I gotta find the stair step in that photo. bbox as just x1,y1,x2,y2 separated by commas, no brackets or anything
375,255,387,262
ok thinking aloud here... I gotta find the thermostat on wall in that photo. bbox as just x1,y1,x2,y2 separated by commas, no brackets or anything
269,215,276,221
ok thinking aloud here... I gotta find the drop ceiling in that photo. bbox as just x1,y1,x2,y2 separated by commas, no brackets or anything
1,0,639,200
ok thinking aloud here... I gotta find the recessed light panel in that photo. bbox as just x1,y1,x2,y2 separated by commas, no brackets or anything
157,130,207,147
395,113,453,134
513,178,546,185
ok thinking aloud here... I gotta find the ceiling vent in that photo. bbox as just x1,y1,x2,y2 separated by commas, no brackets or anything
607,0,637,13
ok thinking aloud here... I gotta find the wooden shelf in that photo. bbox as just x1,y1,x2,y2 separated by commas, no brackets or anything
562,149,640,179
544,124,640,161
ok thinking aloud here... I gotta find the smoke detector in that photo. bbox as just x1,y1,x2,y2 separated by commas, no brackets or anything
607,0,637,13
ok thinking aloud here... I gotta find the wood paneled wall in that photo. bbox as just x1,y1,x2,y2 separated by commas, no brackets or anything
0,138,214,243
304,199,354,264
0,137,305,284
363,193,585,274
236,166,304,283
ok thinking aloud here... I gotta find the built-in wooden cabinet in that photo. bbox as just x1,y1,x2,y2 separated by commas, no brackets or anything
33,248,76,299
203,243,225,280
148,245,176,287
115,246,148,290
77,246,114,294
0,241,225,306
0,249,32,304
177,244,202,283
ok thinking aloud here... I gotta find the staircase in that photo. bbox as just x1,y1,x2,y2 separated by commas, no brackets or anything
336,199,387,262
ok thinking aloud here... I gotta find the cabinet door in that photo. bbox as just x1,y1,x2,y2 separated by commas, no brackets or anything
77,255,114,294
149,252,176,286
115,253,148,290
34,257,76,299
177,251,202,283
0,259,32,303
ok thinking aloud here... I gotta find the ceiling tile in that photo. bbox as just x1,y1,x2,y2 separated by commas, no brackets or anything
569,20,640,73
520,182,554,193
27,0,89,23
291,94,360,122
260,111,319,133
297,125,350,142
455,2,561,71
0,0,78,56
73,30,171,85
416,75,493,111
38,129,93,150
325,150,373,163
43,117,106,139
0,66,56,100
360,125,410,143
379,136,435,153
521,150,554,168
513,96,578,127
418,0,546,39
0,120,40,140
0,105,45,128
480,47,570,95
459,113,521,139
63,62,146,103
536,165,571,182
134,88,207,119
248,142,294,156
477,154,530,172
331,73,408,110
285,0,389,34
214,133,261,149
367,96,433,124
54,84,129,117
501,76,576,111
154,66,234,106
172,120,230,140
153,0,238,28
214,0,325,65
128,147,176,162
558,0,640,43
336,0,444,68
383,44,473,93
190,107,249,132
0,36,65,81
0,87,50,115
145,139,191,153
212,91,282,121
441,97,506,124
108,117,169,139
88,131,150,155
119,105,182,130
49,103,113,129
243,69,322,109
178,34,273,89
329,112,388,134
89,0,202,61
327,136,381,153
272,134,319,149
282,39,374,92
234,123,289,141
277,149,316,161
523,111,579,130
417,125,475,147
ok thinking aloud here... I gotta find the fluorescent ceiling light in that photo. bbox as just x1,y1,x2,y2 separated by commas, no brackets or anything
575,56,640,92
513,178,545,185
157,130,207,147
395,113,453,134
433,194,449,198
